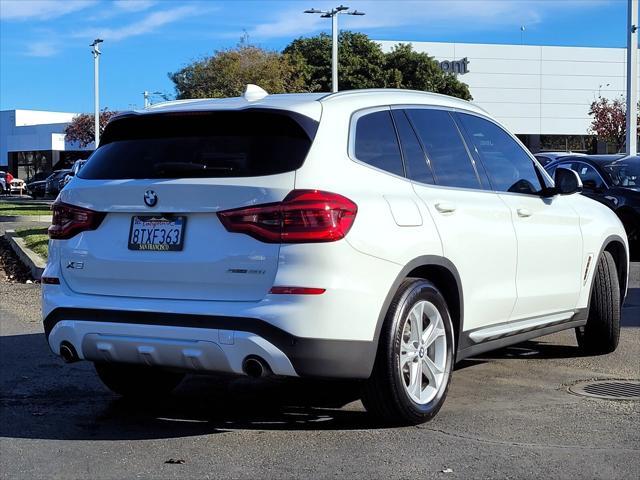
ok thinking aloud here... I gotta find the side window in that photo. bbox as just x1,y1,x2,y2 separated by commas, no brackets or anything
457,113,543,195
391,109,434,184
354,110,404,177
573,163,606,190
405,109,481,189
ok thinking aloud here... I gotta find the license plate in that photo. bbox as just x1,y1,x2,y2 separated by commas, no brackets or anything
128,216,186,251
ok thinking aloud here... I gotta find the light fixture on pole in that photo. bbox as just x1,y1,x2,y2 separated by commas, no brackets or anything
90,38,103,148
625,0,638,155
304,5,365,92
142,91,164,109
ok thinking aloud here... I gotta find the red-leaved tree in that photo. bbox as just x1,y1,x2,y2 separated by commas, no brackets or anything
588,97,639,152
64,109,117,148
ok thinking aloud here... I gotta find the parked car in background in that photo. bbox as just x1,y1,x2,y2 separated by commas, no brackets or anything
27,179,47,198
534,151,586,167
0,172,7,194
9,178,26,195
27,171,53,198
63,160,88,186
45,169,72,198
43,87,629,425
545,154,639,260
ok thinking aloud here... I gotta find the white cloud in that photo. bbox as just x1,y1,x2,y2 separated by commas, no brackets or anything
249,10,325,39
73,4,200,41
246,0,610,40
112,0,156,12
24,40,59,57
0,0,97,21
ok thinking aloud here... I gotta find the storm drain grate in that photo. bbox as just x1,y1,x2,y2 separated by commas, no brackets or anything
569,380,640,401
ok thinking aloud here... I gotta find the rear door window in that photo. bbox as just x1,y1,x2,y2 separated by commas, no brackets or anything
79,110,317,179
353,110,405,177
391,110,434,184
405,109,481,189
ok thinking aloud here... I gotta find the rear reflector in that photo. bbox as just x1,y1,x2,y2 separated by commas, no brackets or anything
217,189,357,243
269,287,326,295
41,277,60,285
49,202,106,240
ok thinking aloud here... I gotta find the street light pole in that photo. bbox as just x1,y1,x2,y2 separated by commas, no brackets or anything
90,39,103,148
304,5,365,93
142,91,165,109
626,0,638,155
332,12,338,92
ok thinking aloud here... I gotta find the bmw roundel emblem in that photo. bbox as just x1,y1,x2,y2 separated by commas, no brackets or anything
144,190,158,207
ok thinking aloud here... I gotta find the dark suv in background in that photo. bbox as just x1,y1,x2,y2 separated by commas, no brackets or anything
534,151,586,167
545,154,640,260
44,169,72,198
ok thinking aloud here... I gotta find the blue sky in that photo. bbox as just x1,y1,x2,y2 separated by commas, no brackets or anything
0,0,629,112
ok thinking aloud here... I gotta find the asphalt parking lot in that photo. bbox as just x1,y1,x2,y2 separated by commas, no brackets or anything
0,222,638,479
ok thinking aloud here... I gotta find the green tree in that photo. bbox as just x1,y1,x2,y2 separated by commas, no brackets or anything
283,32,386,91
384,43,472,100
169,44,307,99
283,33,471,99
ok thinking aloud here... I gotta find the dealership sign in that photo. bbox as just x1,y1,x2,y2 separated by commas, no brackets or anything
439,57,469,75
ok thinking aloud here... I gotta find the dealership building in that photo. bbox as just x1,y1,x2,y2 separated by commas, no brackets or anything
378,40,638,153
0,109,91,182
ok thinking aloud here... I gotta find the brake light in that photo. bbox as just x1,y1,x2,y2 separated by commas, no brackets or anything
217,190,357,243
48,202,106,240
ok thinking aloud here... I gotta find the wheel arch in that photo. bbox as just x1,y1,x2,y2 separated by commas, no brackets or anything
373,256,464,360
601,234,628,303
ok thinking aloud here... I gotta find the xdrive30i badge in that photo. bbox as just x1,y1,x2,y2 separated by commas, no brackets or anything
144,190,158,207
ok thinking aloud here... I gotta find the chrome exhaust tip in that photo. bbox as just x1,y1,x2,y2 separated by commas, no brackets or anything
59,342,79,363
242,356,271,378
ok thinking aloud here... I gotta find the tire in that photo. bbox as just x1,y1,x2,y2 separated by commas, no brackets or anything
362,278,455,425
575,251,621,355
94,362,185,397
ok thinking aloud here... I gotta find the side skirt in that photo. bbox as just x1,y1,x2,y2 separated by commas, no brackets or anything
456,309,587,362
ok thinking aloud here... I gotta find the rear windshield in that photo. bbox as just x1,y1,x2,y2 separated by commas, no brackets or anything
79,110,317,179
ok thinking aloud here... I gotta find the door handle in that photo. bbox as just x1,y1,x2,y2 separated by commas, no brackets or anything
517,208,532,218
435,202,457,214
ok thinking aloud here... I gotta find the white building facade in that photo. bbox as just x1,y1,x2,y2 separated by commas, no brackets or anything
378,41,638,152
0,110,92,181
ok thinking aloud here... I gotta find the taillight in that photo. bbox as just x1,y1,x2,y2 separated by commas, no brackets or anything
217,190,357,243
48,202,106,240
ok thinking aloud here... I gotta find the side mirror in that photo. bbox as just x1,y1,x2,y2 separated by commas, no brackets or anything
554,167,583,195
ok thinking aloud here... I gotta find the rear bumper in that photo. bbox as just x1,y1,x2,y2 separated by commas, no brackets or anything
44,308,377,379
42,237,403,378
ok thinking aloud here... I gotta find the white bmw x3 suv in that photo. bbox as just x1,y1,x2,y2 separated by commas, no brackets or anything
42,86,628,425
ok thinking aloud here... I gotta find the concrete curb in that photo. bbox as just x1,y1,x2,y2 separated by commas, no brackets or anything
0,215,52,223
4,229,46,280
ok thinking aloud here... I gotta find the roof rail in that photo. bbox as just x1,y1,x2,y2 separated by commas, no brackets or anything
320,88,472,103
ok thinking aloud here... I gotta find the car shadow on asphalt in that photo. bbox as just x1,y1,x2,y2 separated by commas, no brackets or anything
0,332,384,441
